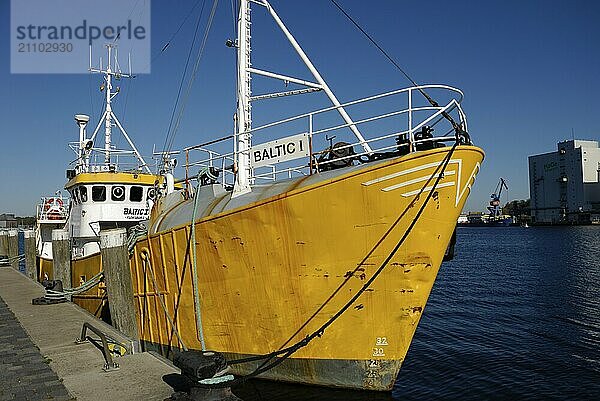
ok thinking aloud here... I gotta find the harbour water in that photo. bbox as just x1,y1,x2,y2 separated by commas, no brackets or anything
235,226,600,400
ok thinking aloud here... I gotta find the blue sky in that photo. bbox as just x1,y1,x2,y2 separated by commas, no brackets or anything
1,0,599,216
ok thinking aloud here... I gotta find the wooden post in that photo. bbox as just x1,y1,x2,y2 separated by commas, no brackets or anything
24,229,37,280
100,228,138,340
0,230,8,266
52,229,71,291
7,229,19,270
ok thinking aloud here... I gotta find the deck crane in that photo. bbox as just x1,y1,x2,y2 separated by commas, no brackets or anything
488,178,508,219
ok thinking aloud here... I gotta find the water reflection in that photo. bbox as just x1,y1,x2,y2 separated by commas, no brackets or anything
393,227,600,400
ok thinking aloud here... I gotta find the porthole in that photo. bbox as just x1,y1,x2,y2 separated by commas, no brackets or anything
148,188,156,200
112,185,126,201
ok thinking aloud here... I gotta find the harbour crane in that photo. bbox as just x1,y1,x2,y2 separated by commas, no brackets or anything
488,178,508,218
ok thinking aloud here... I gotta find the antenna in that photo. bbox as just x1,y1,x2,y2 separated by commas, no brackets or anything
86,44,150,174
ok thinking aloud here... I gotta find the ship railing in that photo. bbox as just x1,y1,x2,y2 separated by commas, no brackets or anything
68,144,157,174
36,196,70,222
183,84,468,190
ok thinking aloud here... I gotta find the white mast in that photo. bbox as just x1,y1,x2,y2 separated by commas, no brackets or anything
103,45,114,166
260,0,371,154
88,44,151,174
233,0,252,196
231,0,371,196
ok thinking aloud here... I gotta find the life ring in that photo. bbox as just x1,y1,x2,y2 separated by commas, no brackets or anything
44,197,64,211
43,197,64,219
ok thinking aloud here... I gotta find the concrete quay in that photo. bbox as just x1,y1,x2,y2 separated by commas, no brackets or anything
0,267,179,400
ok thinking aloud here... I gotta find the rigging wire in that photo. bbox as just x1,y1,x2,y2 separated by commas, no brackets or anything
122,76,131,122
331,0,418,88
107,0,205,169
230,0,238,34
113,0,143,43
88,74,96,124
153,0,205,63
162,0,221,167
133,0,205,75
329,0,470,143
159,0,208,171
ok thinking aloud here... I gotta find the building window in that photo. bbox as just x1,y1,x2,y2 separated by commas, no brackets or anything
92,186,106,202
80,186,88,202
130,186,144,202
111,185,126,201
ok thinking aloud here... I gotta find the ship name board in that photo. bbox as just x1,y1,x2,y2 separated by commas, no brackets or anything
250,133,309,168
124,207,149,219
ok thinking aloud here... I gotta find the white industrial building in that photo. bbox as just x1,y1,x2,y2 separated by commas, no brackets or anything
529,140,600,224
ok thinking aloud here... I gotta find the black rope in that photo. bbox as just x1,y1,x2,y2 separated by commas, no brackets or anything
159,0,207,172
156,0,205,61
330,0,470,144
162,0,220,171
202,142,460,388
331,0,416,88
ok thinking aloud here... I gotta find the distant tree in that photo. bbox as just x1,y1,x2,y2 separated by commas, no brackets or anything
16,216,36,227
503,199,530,221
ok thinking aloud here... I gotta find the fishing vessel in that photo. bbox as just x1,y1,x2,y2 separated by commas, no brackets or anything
36,192,69,280
126,0,484,391
35,44,162,316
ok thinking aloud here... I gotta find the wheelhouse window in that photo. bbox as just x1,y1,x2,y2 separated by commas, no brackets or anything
72,188,80,205
111,185,126,201
92,186,106,202
80,186,88,202
130,186,144,202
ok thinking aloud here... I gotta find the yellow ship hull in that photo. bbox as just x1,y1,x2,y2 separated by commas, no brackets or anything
37,256,53,282
130,146,483,390
71,253,108,318
37,254,107,319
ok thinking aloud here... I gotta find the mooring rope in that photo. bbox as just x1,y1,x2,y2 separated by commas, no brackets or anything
140,250,188,351
0,254,25,263
127,223,148,255
200,143,460,387
190,171,207,350
44,271,105,298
